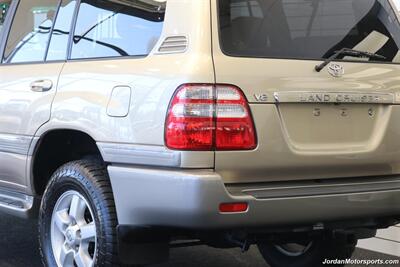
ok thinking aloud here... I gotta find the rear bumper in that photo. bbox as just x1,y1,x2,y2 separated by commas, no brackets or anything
108,165,400,229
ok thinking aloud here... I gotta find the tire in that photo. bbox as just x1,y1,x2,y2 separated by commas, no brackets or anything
39,160,119,267
257,233,357,267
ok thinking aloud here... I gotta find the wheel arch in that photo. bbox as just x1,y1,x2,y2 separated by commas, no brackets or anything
30,128,104,196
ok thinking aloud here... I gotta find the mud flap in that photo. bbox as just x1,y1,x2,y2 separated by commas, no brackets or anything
117,225,170,265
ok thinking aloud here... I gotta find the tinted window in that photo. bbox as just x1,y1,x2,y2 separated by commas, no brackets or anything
3,0,59,63
0,1,11,33
219,0,400,63
71,0,165,59
47,0,77,61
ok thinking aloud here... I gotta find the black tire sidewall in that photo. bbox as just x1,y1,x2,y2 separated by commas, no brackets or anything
258,239,324,267
39,161,116,267
258,235,356,267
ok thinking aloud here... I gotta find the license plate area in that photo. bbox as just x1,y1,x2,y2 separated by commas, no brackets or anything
277,103,387,151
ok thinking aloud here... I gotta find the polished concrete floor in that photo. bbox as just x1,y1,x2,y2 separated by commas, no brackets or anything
0,213,399,267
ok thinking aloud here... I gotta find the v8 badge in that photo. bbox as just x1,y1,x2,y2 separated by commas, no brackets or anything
254,93,269,102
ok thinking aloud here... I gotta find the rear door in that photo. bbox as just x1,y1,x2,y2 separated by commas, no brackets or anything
0,0,75,192
51,0,167,145
212,0,400,183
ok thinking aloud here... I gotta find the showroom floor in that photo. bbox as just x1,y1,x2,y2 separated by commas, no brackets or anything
0,212,398,267
359,226,400,257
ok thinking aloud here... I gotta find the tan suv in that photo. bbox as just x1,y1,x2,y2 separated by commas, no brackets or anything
1,0,400,266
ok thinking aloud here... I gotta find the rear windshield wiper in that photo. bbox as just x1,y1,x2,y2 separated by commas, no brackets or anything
315,48,386,72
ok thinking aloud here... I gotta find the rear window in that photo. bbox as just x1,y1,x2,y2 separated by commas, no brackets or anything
218,0,400,63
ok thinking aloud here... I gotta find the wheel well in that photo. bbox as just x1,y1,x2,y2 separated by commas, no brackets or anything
32,130,103,196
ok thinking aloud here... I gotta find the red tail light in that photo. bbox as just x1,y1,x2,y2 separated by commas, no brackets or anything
165,84,257,151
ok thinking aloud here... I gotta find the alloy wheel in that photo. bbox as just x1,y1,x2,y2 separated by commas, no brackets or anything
50,190,97,267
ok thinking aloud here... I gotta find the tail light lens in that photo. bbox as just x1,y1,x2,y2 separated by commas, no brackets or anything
219,203,248,213
165,84,257,151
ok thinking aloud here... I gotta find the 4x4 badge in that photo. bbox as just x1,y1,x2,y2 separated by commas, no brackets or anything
328,63,344,77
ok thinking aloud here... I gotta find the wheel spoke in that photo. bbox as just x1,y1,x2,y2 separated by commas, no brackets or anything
69,195,86,222
51,190,97,267
75,249,93,267
54,209,70,234
80,222,96,241
59,243,74,267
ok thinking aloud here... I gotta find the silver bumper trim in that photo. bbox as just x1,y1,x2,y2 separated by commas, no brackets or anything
228,176,400,199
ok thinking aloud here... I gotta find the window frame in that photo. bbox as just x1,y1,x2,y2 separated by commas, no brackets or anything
65,0,80,61
45,0,78,62
216,0,400,66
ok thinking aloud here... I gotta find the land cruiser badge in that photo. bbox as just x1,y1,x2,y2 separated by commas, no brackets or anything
327,63,344,77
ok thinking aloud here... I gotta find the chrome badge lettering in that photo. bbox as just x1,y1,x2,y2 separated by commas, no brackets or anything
300,94,331,103
275,92,394,104
254,93,269,102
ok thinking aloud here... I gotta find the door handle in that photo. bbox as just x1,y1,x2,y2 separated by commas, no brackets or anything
30,79,53,92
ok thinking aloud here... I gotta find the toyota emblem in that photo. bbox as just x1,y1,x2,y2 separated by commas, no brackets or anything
327,63,344,77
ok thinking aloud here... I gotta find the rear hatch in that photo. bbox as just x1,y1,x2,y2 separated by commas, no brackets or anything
212,0,400,183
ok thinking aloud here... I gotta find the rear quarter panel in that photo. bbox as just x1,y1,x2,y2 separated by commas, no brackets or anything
36,0,215,168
